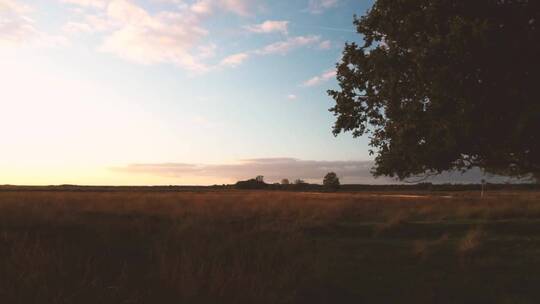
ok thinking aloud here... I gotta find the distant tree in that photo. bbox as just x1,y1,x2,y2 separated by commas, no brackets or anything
281,178,290,185
235,177,268,190
329,0,540,181
323,172,340,190
294,179,306,185
292,179,308,190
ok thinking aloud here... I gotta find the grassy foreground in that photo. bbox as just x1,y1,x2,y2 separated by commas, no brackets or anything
0,190,539,303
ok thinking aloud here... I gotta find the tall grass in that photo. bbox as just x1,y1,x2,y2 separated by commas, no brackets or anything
1,190,540,303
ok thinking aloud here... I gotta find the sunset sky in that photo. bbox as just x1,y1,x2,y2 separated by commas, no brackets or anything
0,0,499,185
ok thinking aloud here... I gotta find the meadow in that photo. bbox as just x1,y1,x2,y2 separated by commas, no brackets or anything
1,189,540,303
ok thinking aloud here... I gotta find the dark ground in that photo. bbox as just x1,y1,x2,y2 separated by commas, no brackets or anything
0,190,539,303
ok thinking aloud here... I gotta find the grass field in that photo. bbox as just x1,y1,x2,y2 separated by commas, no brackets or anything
1,190,540,303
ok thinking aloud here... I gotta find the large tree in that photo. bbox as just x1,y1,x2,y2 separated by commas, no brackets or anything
329,0,540,181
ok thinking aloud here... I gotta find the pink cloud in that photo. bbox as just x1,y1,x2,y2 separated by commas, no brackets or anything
255,35,320,55
307,0,339,14
302,69,336,87
245,20,289,34
219,52,249,68
0,0,67,48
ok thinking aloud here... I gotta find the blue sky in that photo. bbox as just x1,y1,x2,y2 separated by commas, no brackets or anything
1,0,387,185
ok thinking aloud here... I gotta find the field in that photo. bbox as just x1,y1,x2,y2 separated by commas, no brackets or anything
1,189,540,303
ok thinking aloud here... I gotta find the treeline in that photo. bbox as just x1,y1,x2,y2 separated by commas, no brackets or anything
234,178,539,192
1,183,538,193
340,183,540,192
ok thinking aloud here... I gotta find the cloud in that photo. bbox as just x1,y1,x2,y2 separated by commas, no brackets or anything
189,0,255,16
318,40,331,49
59,0,265,72
307,0,339,14
255,35,320,55
63,21,94,34
302,68,336,87
84,14,116,31
63,0,256,16
197,42,217,59
217,35,323,69
0,5,36,46
113,158,521,184
287,94,297,100
190,0,213,15
0,0,67,48
245,20,289,34
0,0,29,13
62,0,108,9
219,52,249,67
59,1,325,72
218,0,253,16
90,0,211,72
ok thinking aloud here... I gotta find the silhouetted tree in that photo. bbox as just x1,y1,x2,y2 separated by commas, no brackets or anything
323,172,340,191
281,179,290,185
292,179,308,190
329,0,540,181
294,179,306,185
235,176,268,189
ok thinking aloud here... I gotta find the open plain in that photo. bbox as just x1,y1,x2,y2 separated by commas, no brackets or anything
1,189,539,303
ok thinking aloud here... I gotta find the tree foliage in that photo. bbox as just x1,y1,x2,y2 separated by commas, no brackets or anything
323,172,340,190
235,177,268,189
329,0,540,180
294,179,306,185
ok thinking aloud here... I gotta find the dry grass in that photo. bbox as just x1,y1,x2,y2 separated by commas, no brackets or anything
1,190,540,303
458,228,485,256
412,233,450,259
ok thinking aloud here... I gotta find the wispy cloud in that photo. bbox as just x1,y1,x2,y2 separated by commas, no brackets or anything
0,1,36,46
318,40,331,49
217,0,255,16
0,0,30,13
61,0,108,9
287,94,297,100
219,52,249,68
62,21,94,34
187,0,257,16
307,0,339,14
302,68,336,87
255,35,320,55
63,0,211,72
60,0,319,72
189,0,212,15
218,35,323,68
0,0,67,48
245,20,289,35
103,23,205,71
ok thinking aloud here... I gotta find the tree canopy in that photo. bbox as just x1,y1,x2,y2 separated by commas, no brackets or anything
323,172,340,190
329,0,540,181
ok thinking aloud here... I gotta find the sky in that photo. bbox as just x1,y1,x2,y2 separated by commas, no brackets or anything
0,0,506,185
